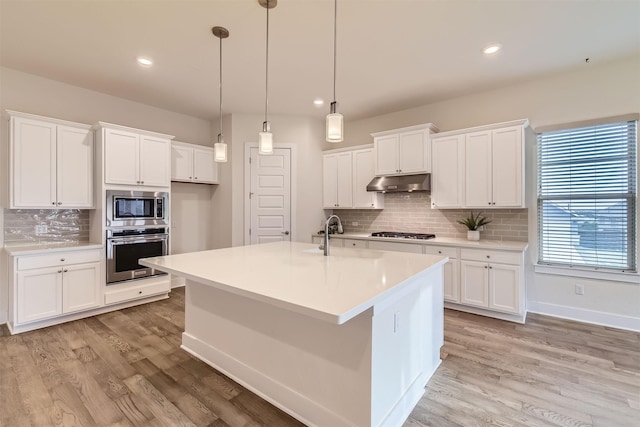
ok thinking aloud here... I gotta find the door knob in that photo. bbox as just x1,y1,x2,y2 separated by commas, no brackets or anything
282,231,290,235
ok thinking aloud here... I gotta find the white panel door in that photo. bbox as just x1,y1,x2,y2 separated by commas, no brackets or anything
17,267,63,323
460,260,489,308
193,147,218,183
492,126,523,207
139,135,170,187
104,128,139,185
464,131,492,208
375,135,399,175
398,130,427,174
171,143,193,181
250,147,291,245
62,262,101,313
489,263,520,313
431,135,465,208
57,125,94,208
12,117,57,208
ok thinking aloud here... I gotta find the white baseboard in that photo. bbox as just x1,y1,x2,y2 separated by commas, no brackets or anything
527,301,640,332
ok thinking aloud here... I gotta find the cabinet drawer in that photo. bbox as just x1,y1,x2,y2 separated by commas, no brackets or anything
342,239,368,249
460,248,521,265
368,241,423,253
104,280,170,305
423,245,458,258
18,249,102,271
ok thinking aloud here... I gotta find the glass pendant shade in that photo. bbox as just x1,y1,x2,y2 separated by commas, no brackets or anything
214,135,227,162
259,128,273,155
326,112,343,143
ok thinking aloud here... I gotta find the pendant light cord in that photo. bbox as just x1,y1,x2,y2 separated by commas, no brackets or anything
219,33,223,139
265,0,270,124
332,0,337,104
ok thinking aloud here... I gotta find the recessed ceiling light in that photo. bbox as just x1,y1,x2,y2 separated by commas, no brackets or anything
137,57,153,67
313,98,325,107
483,44,502,55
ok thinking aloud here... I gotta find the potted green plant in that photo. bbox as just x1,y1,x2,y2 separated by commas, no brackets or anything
457,212,492,241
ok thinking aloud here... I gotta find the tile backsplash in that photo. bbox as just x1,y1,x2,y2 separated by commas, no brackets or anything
3,209,90,244
334,193,528,242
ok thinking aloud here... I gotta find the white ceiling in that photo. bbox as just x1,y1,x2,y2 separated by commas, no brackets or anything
1,0,639,122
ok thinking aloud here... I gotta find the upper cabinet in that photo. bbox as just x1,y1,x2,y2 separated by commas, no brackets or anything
7,111,94,209
96,122,173,188
171,141,218,184
431,120,528,209
371,123,438,176
323,146,383,210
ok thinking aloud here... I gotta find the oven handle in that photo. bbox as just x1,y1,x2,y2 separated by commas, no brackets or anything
107,235,168,244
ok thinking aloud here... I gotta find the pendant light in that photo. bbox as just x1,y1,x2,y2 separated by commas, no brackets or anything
258,0,276,155
212,26,229,162
326,0,343,143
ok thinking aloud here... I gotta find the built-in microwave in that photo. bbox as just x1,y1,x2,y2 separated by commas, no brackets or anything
106,190,168,227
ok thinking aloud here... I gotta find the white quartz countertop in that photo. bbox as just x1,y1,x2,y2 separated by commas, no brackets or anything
4,242,104,256
140,241,447,325
315,232,529,251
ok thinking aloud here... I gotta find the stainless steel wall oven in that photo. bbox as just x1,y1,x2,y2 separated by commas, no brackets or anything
106,227,168,284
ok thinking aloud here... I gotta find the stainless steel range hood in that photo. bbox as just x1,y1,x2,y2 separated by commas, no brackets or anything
366,174,431,193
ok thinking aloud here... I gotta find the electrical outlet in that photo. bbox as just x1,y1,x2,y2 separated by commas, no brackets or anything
352,221,359,227
35,224,48,235
575,284,585,295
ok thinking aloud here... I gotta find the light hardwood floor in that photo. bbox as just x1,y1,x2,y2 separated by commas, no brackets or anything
1,288,638,427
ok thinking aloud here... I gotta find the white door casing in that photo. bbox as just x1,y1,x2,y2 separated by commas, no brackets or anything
247,147,292,245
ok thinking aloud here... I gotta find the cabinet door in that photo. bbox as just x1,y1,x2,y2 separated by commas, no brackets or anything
375,135,399,175
464,131,492,208
442,259,459,303
104,128,140,185
460,260,489,308
63,262,101,314
11,117,57,208
171,144,193,181
193,146,218,183
57,126,94,208
139,136,170,187
323,154,339,208
368,240,422,253
489,263,520,313
353,149,376,208
431,135,465,208
398,130,428,174
336,152,353,208
492,126,523,207
17,267,63,323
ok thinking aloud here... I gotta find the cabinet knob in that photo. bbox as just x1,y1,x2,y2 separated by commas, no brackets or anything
484,266,488,269
138,291,143,295
194,177,198,180
63,269,68,272
486,255,490,259
488,202,491,205
58,270,62,273
189,177,192,179
141,181,144,184
57,202,62,205
52,202,56,205
489,266,493,269
492,202,496,205
438,250,442,254
60,258,65,262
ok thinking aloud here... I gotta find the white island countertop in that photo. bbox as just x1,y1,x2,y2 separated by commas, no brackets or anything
141,241,447,324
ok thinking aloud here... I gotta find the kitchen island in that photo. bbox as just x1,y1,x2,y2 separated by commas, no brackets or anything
141,241,447,427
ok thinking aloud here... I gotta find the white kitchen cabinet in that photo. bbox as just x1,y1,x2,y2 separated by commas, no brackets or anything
352,148,384,209
424,245,459,303
13,249,102,325
459,248,522,314
171,141,218,184
8,111,94,209
98,122,173,188
431,120,527,209
368,240,423,253
431,134,465,208
372,123,438,176
342,238,368,249
323,152,353,208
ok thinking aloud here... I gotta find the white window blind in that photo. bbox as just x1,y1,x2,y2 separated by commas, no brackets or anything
537,120,637,272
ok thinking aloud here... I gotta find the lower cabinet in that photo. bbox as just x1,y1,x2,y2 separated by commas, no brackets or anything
459,248,522,314
13,249,102,325
424,245,459,303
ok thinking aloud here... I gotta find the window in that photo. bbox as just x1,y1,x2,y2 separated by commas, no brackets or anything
537,119,637,272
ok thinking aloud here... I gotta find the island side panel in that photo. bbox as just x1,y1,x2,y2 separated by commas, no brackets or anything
371,265,444,427
182,280,373,427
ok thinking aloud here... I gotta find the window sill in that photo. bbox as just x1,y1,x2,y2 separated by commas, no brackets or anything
535,264,640,284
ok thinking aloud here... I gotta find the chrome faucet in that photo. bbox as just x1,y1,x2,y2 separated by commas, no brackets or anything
320,215,343,256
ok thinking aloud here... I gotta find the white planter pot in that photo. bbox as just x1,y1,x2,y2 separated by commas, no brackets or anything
467,230,480,241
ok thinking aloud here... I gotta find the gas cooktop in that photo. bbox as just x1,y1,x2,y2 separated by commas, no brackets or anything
370,231,436,240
